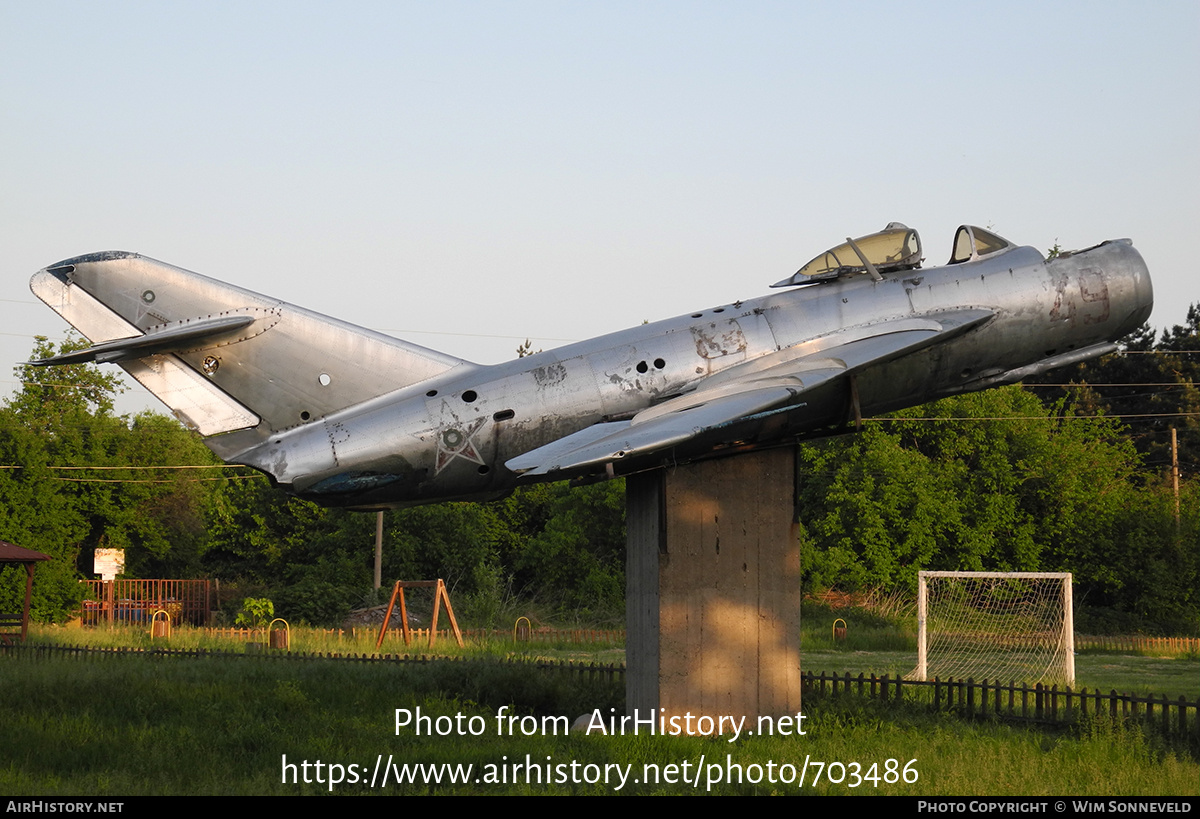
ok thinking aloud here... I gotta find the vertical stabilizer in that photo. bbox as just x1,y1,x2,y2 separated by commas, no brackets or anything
30,252,473,449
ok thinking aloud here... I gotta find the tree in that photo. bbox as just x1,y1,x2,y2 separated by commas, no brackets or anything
1025,304,1199,480
795,386,1192,631
9,335,125,422
0,335,125,620
0,335,231,620
0,409,89,621
507,480,625,618
204,476,509,625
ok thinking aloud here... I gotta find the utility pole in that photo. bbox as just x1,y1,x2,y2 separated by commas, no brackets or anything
1171,427,1180,525
374,511,384,590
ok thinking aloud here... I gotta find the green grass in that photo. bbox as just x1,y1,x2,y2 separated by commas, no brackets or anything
802,650,1200,700
801,600,916,652
799,600,1200,698
25,621,623,660
1072,654,1200,700
1,651,1195,796
32,618,1200,699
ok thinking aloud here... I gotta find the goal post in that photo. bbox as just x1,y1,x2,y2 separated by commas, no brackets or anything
916,571,1074,686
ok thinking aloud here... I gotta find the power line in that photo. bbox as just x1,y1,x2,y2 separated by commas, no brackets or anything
0,326,578,347
0,464,239,470
867,412,1199,422
1024,382,1197,388
53,475,264,484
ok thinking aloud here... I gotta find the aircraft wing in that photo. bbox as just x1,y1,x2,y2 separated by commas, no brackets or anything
506,309,992,477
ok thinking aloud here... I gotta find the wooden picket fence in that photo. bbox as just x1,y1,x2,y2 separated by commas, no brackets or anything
802,670,1198,742
1,642,625,684
205,626,625,646
1075,635,1199,655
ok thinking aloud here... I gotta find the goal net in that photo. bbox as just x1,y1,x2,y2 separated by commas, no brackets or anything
914,571,1074,686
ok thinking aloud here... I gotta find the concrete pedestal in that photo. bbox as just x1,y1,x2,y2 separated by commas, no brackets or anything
626,448,801,727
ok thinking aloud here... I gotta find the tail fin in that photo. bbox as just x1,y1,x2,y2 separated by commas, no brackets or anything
30,252,470,452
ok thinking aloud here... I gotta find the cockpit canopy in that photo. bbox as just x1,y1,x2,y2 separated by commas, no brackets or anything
947,225,1016,265
773,222,922,288
773,223,1019,288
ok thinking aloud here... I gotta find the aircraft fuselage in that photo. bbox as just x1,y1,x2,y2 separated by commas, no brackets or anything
232,238,1151,508
29,227,1152,510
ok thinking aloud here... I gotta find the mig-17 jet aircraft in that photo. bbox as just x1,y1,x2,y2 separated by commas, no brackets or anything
30,223,1152,509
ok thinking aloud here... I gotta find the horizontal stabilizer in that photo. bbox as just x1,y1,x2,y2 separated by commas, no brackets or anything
29,315,256,366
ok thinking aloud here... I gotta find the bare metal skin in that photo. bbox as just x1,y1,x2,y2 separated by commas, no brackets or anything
30,224,1152,509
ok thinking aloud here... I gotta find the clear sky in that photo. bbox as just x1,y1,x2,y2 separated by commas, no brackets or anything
2,1,1197,416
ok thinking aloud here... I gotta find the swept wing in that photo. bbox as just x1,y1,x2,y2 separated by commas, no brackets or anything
507,309,993,476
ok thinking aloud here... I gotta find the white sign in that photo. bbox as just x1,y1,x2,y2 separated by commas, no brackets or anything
94,548,125,581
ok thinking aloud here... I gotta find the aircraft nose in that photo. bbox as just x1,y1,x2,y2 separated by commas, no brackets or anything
1105,239,1154,338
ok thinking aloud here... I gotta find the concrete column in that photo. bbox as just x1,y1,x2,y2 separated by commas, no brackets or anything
626,448,801,726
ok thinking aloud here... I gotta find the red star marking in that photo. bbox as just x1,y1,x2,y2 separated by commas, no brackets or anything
434,416,487,473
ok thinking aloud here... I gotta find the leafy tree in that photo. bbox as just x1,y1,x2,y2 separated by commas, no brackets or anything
0,335,125,620
1026,304,1199,480
204,477,510,624
8,335,125,423
114,412,227,576
506,480,626,618
795,385,1192,631
0,335,230,620
0,415,89,621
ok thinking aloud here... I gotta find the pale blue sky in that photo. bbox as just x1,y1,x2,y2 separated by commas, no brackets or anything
2,1,1196,415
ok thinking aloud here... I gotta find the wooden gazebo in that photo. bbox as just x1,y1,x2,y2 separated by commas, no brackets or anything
0,541,51,644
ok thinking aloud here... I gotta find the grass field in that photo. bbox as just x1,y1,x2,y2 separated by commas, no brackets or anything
801,651,1200,700
1,650,1196,796
6,620,1196,796
798,601,1200,699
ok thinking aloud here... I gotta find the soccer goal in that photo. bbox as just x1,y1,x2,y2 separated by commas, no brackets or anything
915,571,1074,686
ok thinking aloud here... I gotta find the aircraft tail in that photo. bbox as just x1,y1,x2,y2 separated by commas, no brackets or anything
30,252,471,454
